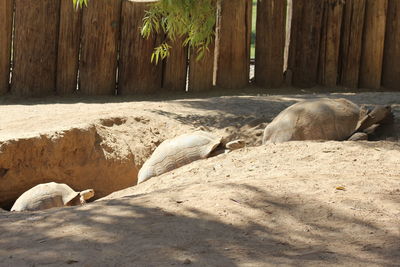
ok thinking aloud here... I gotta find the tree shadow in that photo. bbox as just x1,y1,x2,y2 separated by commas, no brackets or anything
0,181,399,266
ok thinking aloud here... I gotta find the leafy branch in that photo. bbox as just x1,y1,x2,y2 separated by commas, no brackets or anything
72,0,216,63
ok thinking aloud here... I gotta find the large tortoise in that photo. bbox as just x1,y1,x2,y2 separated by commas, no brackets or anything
263,98,392,144
11,182,95,212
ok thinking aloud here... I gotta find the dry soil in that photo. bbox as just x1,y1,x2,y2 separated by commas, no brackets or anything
0,90,399,266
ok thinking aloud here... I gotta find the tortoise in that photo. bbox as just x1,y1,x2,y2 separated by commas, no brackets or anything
137,131,245,184
11,182,95,212
263,98,392,144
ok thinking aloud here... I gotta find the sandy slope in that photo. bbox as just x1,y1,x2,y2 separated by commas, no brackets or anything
0,91,399,266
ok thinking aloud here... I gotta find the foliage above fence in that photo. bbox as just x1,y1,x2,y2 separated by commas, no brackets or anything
0,0,399,97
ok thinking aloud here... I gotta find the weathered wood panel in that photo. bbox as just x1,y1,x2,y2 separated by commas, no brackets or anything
318,0,344,86
118,0,162,95
255,0,286,88
162,36,188,92
290,0,325,88
0,0,13,95
80,0,121,95
56,0,82,95
382,0,400,90
188,43,215,92
359,0,388,89
339,0,366,88
287,0,303,84
216,0,252,89
12,0,60,96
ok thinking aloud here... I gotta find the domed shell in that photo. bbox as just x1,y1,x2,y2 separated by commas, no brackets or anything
263,98,362,143
138,131,222,184
11,182,80,212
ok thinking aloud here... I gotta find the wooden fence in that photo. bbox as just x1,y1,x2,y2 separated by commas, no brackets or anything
0,0,399,97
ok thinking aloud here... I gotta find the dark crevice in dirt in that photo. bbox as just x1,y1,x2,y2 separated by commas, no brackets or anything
99,117,128,127
0,168,9,178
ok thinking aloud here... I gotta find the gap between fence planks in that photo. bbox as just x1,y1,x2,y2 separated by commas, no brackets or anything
359,0,388,90
382,0,400,90
0,0,13,95
255,0,286,88
79,0,121,95
12,0,60,97
57,0,82,95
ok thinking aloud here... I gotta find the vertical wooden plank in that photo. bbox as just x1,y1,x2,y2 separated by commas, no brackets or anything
255,0,287,88
290,0,325,88
359,0,388,89
118,0,162,95
216,0,252,89
318,2,328,85
339,0,366,88
80,0,121,95
12,0,60,97
0,0,13,95
382,0,400,90
56,0,82,95
318,0,344,86
287,0,303,84
162,37,188,92
188,43,215,92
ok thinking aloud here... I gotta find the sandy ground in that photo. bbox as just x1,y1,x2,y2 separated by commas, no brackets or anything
0,88,399,266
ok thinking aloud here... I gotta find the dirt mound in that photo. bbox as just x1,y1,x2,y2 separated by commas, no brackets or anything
1,141,399,266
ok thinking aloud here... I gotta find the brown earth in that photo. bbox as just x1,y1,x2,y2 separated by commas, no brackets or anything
0,89,399,266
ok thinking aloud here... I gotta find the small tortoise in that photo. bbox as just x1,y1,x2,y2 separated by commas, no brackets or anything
11,182,94,212
263,98,392,144
138,131,245,184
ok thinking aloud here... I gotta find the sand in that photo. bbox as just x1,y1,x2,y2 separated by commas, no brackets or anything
0,89,399,266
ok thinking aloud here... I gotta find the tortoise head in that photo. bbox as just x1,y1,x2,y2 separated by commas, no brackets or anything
368,105,392,123
79,189,95,204
357,105,393,131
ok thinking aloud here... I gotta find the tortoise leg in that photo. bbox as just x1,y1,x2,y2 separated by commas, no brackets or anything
348,132,368,141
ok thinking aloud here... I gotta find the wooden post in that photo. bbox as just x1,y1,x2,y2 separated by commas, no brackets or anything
0,0,13,95
57,0,82,95
118,0,162,95
12,0,60,97
359,0,388,89
289,0,325,88
339,0,366,89
188,43,215,92
382,0,400,90
162,36,188,92
216,0,252,89
318,0,344,87
79,0,121,95
255,0,286,88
